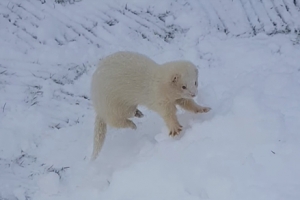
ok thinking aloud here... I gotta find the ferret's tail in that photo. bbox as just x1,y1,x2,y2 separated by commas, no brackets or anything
91,115,107,160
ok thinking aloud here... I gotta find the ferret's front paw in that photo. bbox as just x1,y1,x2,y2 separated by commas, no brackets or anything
195,106,211,113
169,124,183,137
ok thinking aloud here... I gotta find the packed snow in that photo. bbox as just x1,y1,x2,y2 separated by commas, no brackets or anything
1,0,300,199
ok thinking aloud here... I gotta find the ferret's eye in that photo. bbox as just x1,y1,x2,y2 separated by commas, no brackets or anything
182,86,187,89
195,81,197,86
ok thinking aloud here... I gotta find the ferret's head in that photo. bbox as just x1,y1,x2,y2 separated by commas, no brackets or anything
163,61,199,99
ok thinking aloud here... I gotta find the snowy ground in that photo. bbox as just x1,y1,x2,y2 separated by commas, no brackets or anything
1,0,300,199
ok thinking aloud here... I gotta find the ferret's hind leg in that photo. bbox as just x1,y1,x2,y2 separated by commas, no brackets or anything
106,102,137,130
124,104,143,118
134,109,144,118
108,117,137,129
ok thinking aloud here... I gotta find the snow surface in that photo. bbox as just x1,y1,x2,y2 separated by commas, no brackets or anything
1,0,300,199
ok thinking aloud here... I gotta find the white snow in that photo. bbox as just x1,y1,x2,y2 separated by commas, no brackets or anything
1,0,300,200
37,172,60,195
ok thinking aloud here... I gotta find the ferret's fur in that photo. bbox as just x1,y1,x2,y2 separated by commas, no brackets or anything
90,51,211,160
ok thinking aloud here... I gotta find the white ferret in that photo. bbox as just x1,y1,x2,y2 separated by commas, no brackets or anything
90,51,211,160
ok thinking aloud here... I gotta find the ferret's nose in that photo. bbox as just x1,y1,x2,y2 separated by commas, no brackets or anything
191,94,196,97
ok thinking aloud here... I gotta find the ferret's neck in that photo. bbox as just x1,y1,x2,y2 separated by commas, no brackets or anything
153,66,178,102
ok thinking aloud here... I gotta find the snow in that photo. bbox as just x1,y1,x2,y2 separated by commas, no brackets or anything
37,172,60,195
1,0,300,200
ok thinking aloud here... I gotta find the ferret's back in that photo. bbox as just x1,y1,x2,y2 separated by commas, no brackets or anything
100,51,157,70
92,51,159,106
98,51,156,81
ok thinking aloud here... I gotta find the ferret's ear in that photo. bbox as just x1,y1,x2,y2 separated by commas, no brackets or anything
171,73,180,83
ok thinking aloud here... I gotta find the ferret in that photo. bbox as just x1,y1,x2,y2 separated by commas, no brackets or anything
90,51,211,160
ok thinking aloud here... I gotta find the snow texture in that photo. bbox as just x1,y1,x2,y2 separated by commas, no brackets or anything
1,0,300,199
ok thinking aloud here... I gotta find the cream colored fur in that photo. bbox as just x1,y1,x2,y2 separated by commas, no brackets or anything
90,51,211,160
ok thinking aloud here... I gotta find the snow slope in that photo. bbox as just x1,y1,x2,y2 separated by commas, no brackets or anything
1,0,300,199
